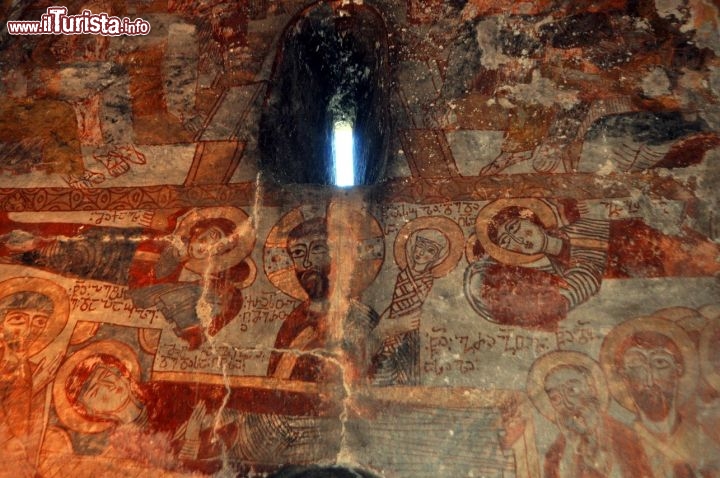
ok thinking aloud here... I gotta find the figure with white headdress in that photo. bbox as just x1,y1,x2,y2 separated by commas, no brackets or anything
370,217,464,386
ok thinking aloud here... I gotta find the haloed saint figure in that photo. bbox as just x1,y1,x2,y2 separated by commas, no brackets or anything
128,207,256,350
267,217,338,381
388,228,449,317
491,211,561,256
285,217,332,302
601,317,720,477
1,293,51,357
65,354,144,426
264,207,384,384
186,219,237,262
56,339,343,471
0,291,53,441
370,217,463,386
464,198,609,329
55,340,224,470
544,366,602,436
620,334,683,424
528,351,654,478
0,278,68,458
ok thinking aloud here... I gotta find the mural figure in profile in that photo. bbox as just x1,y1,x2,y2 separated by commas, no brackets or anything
370,216,464,385
528,350,653,478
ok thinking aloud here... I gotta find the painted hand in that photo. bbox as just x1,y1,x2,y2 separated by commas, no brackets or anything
2,230,40,253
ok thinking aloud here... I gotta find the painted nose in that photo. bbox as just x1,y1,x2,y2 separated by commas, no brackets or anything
638,366,653,387
14,324,31,338
508,231,526,247
641,367,655,386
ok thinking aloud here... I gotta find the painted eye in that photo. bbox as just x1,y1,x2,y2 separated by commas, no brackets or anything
311,244,328,254
289,247,305,258
4,313,27,325
652,358,672,369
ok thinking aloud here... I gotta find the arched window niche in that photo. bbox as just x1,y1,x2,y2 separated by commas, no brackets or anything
259,1,390,187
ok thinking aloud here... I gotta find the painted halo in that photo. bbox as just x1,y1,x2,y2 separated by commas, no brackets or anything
527,350,609,422
264,204,384,301
174,207,256,275
0,277,69,358
599,316,698,413
699,318,720,393
138,328,162,355
53,339,141,434
651,307,706,336
474,198,559,266
394,216,465,279
69,321,100,346
700,304,720,323
235,258,257,289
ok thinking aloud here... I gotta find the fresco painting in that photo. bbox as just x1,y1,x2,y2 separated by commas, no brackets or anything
1,0,720,476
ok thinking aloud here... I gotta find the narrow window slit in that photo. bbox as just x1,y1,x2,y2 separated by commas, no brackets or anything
333,120,355,187
259,1,389,185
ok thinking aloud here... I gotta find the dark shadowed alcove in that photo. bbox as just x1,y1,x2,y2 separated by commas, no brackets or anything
259,0,390,186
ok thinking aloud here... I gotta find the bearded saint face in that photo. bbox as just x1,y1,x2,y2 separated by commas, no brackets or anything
0,292,53,355
621,344,682,422
287,231,331,301
544,365,601,436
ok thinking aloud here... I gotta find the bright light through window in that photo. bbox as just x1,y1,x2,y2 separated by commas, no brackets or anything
333,121,355,187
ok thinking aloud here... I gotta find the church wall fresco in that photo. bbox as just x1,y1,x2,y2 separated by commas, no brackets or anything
1,0,720,476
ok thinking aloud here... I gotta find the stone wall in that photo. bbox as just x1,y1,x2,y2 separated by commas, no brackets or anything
0,0,720,476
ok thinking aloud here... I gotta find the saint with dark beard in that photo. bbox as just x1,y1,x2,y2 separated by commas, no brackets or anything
286,218,332,302
267,217,378,382
601,316,720,478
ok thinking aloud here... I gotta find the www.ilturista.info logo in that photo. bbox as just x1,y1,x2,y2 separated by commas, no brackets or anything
7,6,151,36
